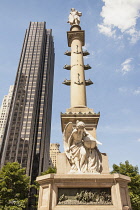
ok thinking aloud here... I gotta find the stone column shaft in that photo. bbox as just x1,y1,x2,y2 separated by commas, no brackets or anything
71,38,87,107
67,25,86,108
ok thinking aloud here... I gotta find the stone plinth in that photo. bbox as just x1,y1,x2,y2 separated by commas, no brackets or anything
57,152,109,174
36,173,131,210
61,110,100,138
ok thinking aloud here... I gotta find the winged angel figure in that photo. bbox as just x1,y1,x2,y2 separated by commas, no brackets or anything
63,121,102,173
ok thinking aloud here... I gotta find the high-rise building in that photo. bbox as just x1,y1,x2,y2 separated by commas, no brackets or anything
0,22,55,181
0,85,14,148
49,143,60,167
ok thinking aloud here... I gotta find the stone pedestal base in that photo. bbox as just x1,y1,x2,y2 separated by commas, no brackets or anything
36,173,131,210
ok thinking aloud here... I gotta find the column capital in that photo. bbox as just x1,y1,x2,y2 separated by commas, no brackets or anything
67,30,85,47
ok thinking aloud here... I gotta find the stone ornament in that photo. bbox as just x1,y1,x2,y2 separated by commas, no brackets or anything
58,189,112,205
67,8,82,26
63,120,102,173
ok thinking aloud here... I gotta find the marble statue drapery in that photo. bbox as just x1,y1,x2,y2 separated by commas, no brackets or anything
63,121,102,174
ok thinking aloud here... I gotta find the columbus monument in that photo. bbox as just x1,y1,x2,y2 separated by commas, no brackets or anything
37,9,132,210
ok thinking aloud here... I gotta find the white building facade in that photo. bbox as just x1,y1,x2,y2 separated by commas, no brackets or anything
0,85,14,148
49,143,60,167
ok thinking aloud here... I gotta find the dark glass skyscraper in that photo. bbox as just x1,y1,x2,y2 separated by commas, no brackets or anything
0,22,54,181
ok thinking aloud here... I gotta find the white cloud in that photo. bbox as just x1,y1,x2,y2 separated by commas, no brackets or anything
133,87,140,95
98,0,140,43
118,87,128,93
126,28,140,43
121,58,133,74
116,58,133,75
98,24,116,38
137,138,140,142
118,86,140,95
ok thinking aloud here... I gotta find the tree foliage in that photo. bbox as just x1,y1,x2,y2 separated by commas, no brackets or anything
111,160,140,210
0,162,30,210
41,167,57,175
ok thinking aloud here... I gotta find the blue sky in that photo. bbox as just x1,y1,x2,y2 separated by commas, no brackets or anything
0,0,140,170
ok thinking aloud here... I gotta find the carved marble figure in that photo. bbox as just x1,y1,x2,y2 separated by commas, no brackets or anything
63,120,102,173
67,8,82,26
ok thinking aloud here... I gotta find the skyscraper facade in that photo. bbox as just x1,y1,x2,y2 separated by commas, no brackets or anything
0,85,14,148
49,143,60,167
0,22,54,181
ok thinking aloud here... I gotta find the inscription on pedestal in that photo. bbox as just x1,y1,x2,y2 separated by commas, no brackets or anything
58,188,112,205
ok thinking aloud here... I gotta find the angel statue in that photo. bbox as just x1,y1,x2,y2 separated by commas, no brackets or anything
67,8,82,26
63,120,102,174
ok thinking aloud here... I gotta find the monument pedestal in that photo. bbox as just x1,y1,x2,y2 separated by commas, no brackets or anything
37,173,131,210
61,108,100,138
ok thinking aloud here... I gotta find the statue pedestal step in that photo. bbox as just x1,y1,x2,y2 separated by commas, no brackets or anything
36,173,131,210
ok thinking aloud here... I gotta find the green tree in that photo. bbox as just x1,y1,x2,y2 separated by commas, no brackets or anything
0,162,30,210
111,161,140,210
41,167,56,175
